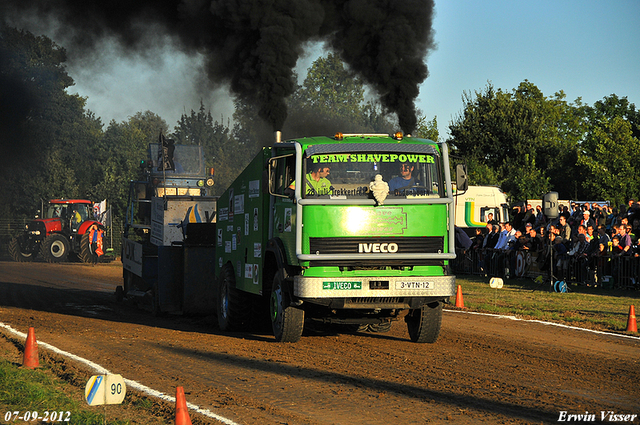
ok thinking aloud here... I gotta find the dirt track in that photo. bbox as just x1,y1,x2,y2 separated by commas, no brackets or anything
0,260,639,424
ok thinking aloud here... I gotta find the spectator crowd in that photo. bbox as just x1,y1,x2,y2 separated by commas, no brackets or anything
458,199,640,289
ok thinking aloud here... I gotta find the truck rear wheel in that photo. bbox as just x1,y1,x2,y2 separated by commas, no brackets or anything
406,300,442,343
41,234,70,263
9,238,34,262
217,264,251,331
270,271,304,343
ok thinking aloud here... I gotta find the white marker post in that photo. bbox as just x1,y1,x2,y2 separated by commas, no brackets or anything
489,277,504,308
85,374,127,406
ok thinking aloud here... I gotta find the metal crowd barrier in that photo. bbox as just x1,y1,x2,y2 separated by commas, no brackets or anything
454,248,640,290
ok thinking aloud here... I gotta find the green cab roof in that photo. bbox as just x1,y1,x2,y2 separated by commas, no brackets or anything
285,134,440,156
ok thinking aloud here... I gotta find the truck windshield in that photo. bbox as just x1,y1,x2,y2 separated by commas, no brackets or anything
148,143,204,176
301,150,442,199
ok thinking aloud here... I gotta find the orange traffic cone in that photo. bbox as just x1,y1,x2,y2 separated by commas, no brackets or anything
455,285,465,308
175,386,192,425
23,327,39,369
626,305,637,333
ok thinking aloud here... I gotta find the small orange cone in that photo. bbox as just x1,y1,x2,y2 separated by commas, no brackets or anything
175,386,192,425
626,305,637,333
23,327,39,369
455,285,465,308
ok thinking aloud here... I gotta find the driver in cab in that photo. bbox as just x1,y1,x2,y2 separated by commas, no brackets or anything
388,162,420,192
289,163,333,196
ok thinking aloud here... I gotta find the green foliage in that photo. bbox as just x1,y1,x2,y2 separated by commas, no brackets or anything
448,81,592,201
293,53,365,121
174,100,261,194
0,27,103,218
577,116,640,206
284,53,396,135
93,112,168,218
413,115,439,141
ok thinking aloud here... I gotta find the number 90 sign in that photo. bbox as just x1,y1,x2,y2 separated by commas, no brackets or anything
85,374,127,406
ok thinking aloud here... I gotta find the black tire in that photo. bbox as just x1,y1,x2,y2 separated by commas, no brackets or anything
270,270,304,342
8,237,34,262
115,286,124,302
406,300,442,343
123,270,134,295
79,225,106,264
217,264,251,331
41,234,70,263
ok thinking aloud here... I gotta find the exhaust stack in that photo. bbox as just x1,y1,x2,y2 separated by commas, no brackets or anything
275,131,282,144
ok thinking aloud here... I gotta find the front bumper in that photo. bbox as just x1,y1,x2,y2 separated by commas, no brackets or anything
294,275,456,299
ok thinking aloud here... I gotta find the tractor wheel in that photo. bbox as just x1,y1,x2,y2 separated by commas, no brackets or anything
270,270,304,343
8,238,34,262
41,234,70,263
217,264,251,331
405,300,442,343
79,224,106,264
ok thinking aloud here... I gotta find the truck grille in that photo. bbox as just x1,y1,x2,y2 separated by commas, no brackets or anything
309,236,444,254
307,236,445,267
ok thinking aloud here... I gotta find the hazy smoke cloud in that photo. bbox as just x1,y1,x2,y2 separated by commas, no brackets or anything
2,0,435,133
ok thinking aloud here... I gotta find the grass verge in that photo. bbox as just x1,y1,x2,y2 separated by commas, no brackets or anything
0,359,131,425
451,274,640,334
0,334,189,425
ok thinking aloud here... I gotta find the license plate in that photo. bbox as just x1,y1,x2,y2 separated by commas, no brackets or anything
395,281,433,290
323,281,362,290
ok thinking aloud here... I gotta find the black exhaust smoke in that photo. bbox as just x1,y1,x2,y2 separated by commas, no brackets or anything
1,0,435,134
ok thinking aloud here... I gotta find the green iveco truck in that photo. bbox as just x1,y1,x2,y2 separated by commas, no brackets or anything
216,132,459,343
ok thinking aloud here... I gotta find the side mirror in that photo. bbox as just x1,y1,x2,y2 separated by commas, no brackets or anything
456,164,468,192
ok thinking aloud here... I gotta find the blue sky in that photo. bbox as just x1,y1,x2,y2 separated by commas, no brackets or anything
66,0,640,138
416,0,640,137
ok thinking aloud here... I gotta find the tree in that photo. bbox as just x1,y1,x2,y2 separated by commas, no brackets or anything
93,112,169,218
173,102,252,194
413,115,439,141
293,53,365,122
577,98,640,206
284,53,396,136
448,81,584,201
0,26,103,219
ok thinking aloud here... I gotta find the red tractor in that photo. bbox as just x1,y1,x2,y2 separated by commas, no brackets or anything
9,199,106,263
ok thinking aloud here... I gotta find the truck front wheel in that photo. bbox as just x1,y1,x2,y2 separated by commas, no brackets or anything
9,238,34,262
41,234,70,263
270,271,304,343
406,300,442,343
